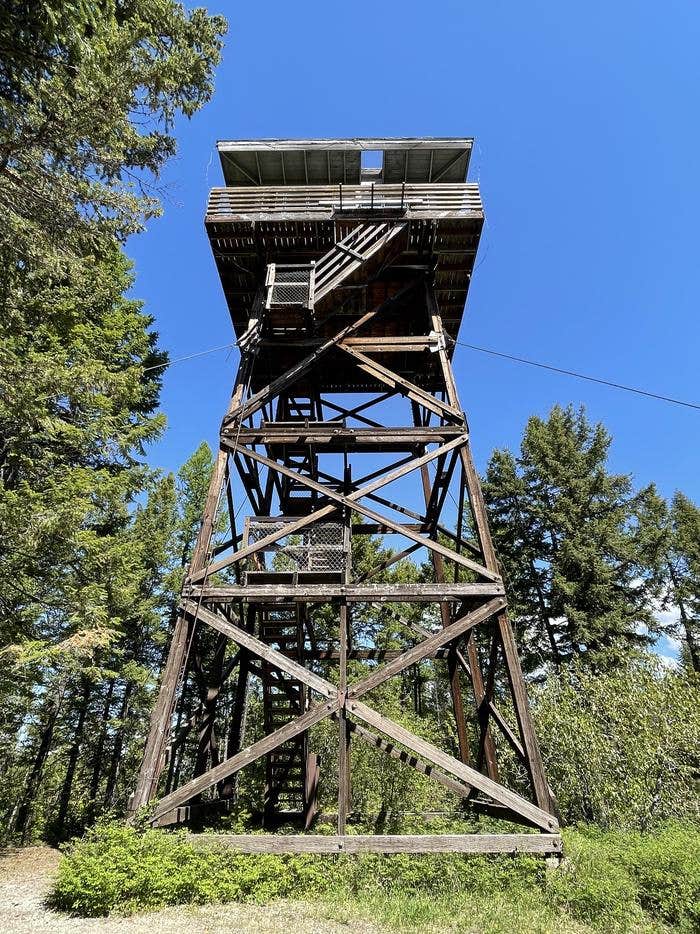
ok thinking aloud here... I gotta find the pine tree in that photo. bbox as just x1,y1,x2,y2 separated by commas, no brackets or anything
657,492,700,673
484,405,663,673
0,4,226,842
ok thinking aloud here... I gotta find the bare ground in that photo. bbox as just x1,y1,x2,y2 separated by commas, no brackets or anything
0,846,383,934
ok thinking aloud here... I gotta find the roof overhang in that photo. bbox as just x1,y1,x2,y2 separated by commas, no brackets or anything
217,138,473,186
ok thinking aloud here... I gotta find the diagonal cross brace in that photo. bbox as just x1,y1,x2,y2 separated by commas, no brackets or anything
338,342,463,422
347,699,559,833
151,600,555,831
191,433,494,583
220,441,499,581
222,279,423,428
150,699,338,822
348,597,507,699
181,602,336,698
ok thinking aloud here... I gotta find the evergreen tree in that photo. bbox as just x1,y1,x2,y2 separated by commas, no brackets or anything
657,492,700,673
484,405,663,673
0,3,226,842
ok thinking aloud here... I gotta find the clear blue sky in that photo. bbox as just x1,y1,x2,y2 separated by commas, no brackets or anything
128,0,699,505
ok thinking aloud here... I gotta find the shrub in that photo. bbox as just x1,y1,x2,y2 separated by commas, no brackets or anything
533,663,700,830
548,830,641,928
52,819,700,930
51,821,332,916
617,824,700,929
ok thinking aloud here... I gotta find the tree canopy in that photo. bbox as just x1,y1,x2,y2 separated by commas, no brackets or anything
483,405,666,673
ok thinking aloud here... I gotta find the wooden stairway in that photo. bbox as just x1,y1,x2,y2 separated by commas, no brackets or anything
260,604,312,824
263,220,408,337
313,220,408,311
276,394,332,515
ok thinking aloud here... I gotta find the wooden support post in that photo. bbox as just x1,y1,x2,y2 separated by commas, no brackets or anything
337,601,350,834
129,611,190,815
130,363,250,816
429,306,554,814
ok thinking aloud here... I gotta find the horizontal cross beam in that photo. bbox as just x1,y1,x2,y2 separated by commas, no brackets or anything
186,833,563,855
189,582,506,603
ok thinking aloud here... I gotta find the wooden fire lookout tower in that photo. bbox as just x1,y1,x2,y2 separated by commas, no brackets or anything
131,138,562,855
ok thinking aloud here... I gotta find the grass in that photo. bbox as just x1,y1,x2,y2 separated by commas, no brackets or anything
49,820,700,932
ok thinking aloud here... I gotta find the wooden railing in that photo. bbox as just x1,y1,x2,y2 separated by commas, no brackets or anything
206,183,482,221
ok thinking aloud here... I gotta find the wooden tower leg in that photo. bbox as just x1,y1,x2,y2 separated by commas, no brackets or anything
429,307,553,811
129,358,250,816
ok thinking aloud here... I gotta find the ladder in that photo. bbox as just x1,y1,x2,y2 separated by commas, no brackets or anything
275,394,328,515
313,220,408,310
260,604,309,822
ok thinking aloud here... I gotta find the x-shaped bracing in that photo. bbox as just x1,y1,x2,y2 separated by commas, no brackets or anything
189,435,499,585
148,601,558,834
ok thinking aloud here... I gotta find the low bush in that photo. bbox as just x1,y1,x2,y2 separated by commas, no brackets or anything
52,819,700,930
51,822,332,915
618,825,700,930
545,829,642,928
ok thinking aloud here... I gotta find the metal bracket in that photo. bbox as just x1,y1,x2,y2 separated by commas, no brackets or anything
238,316,261,352
428,330,446,353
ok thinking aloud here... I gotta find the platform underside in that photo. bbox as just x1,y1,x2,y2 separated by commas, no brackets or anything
206,190,483,390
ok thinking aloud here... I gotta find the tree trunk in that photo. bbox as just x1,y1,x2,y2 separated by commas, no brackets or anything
51,677,92,841
669,563,700,673
10,679,65,841
86,678,115,821
530,560,562,667
103,681,133,808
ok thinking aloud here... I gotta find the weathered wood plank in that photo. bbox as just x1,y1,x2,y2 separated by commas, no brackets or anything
191,583,505,602
150,700,338,822
187,833,563,854
348,699,559,833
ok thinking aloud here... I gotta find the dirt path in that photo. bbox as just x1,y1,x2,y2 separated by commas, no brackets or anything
0,846,382,933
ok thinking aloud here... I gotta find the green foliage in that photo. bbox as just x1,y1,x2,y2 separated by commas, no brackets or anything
621,825,700,929
0,1,227,843
662,492,700,672
52,820,700,931
545,830,642,927
547,825,700,931
484,405,665,673
1,0,227,262
52,821,334,916
533,660,700,829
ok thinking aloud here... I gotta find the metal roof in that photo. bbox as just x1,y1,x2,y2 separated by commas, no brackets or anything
217,138,473,187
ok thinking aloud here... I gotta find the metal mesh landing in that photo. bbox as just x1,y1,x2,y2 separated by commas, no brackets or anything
268,266,312,308
246,519,345,573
